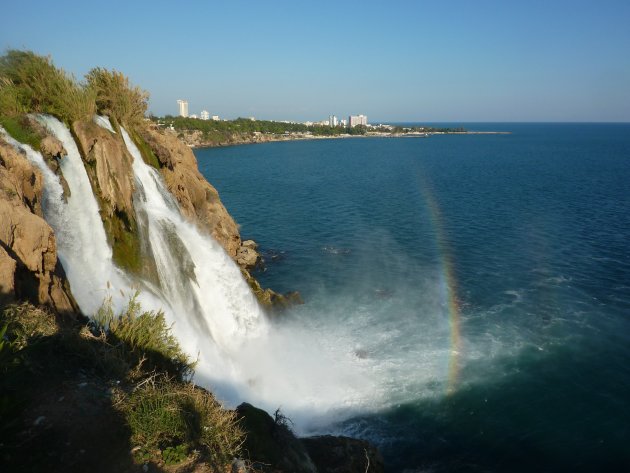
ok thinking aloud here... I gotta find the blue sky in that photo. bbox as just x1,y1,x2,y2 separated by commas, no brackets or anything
3,0,630,121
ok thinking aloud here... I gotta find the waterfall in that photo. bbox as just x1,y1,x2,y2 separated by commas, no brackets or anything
117,124,373,424
3,116,374,430
33,116,137,315
119,126,267,349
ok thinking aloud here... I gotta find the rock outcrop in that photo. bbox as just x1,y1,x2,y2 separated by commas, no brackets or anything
236,403,384,473
236,239,262,269
236,403,317,473
0,138,77,314
137,124,242,258
72,120,136,220
71,120,141,273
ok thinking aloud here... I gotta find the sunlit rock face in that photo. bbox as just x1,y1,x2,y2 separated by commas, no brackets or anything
0,137,77,313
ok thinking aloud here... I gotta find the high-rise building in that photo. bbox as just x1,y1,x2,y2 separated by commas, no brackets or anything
177,100,189,117
329,115,338,127
349,114,368,127
200,110,209,120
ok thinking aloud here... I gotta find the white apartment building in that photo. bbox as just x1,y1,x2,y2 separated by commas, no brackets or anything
200,110,209,120
177,100,189,117
349,114,368,127
329,115,338,127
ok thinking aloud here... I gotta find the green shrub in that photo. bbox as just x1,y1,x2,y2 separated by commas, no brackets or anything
0,76,23,116
93,295,193,381
1,303,58,351
123,376,244,465
85,67,148,127
0,115,43,149
0,50,96,123
162,444,189,465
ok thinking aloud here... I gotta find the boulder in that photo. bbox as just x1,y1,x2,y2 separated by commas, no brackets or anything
236,245,261,269
72,120,136,220
241,269,303,310
242,239,258,250
235,403,317,473
72,120,143,274
39,135,66,161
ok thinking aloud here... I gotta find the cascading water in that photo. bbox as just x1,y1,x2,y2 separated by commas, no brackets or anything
83,120,372,426
2,116,384,431
32,115,141,316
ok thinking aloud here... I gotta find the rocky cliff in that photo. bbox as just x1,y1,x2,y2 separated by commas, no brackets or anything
1,115,295,313
0,138,77,314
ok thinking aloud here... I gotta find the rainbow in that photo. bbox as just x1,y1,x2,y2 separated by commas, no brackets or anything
417,173,462,395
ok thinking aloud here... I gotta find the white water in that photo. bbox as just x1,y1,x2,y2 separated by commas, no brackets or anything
2,116,378,430
117,125,375,427
3,116,453,434
93,115,116,134
34,116,138,315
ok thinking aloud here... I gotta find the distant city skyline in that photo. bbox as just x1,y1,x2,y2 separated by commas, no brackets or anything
3,0,630,122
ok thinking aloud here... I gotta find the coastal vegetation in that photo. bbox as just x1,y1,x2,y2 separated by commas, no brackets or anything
0,50,96,123
0,50,149,132
151,115,467,148
86,67,149,127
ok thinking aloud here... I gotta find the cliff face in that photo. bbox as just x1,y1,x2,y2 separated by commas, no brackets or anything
0,139,77,314
1,115,294,315
71,120,142,273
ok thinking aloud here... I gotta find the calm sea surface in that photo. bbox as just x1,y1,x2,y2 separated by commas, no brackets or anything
196,124,630,472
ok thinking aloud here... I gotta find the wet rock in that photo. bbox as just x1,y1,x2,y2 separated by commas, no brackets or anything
40,135,66,161
302,435,385,473
72,120,136,220
235,403,317,473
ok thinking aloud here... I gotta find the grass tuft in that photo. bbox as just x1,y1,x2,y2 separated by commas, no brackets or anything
92,294,194,381
0,115,43,149
122,375,244,466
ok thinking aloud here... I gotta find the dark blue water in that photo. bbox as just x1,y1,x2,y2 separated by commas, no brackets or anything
196,124,630,472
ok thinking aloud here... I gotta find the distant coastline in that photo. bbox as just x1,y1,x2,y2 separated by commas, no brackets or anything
150,116,509,149
164,127,511,149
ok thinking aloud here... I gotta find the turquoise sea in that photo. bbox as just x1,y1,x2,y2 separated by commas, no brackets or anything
196,124,630,472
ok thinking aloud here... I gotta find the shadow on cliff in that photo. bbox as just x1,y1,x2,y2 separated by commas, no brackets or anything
0,303,198,473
